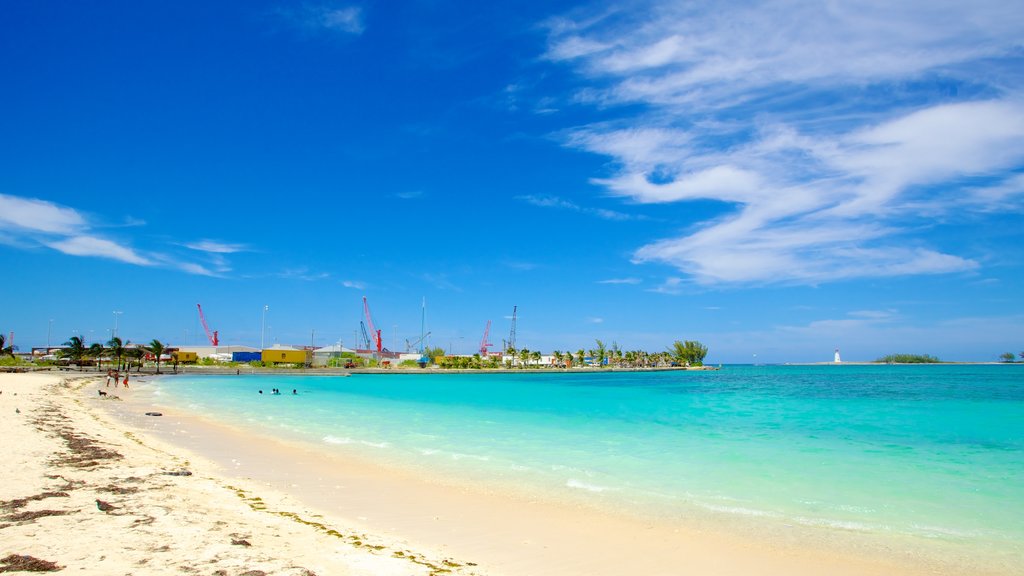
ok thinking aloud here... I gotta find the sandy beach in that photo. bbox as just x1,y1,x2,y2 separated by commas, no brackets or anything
1,372,995,575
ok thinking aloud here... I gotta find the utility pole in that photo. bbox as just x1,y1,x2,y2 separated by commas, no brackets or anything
261,305,269,349
508,305,517,352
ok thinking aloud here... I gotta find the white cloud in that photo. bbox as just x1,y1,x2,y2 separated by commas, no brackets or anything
517,194,643,221
178,262,218,277
342,280,366,290
597,277,641,285
0,193,86,234
184,240,250,254
46,235,152,266
548,1,1024,286
280,4,365,36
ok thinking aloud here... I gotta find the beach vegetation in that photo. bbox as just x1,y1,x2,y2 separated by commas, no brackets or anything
594,340,607,367
126,347,145,372
58,336,88,369
999,352,1016,363
0,333,13,357
146,339,166,374
87,343,105,370
670,340,708,366
106,337,126,371
876,353,941,363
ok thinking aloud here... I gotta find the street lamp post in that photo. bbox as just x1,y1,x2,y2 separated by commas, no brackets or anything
261,305,269,349
47,319,53,351
112,311,123,339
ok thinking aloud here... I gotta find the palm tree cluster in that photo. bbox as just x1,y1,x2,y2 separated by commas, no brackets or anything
57,335,169,373
0,333,14,357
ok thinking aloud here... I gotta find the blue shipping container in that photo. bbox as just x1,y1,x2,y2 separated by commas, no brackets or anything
232,351,262,362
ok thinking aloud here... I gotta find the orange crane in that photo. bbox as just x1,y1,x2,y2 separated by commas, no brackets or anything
479,320,492,357
196,304,219,346
362,296,383,354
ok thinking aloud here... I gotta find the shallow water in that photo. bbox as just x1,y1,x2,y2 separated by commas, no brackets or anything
155,365,1024,559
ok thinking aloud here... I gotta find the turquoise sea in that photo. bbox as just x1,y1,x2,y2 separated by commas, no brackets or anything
154,365,1023,563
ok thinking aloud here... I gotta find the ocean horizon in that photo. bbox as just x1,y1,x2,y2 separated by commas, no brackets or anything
153,364,1023,568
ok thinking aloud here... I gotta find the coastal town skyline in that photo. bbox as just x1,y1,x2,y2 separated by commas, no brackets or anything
2,0,1023,363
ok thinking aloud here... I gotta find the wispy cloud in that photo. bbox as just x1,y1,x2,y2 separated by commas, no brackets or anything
184,240,250,254
597,277,641,285
342,279,366,290
277,267,331,281
546,0,1024,286
0,193,86,234
0,192,242,274
420,272,462,292
46,235,152,266
517,194,644,221
395,190,424,200
278,3,365,36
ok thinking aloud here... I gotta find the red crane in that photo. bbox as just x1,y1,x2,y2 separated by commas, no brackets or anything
196,304,219,346
362,296,383,354
479,320,492,357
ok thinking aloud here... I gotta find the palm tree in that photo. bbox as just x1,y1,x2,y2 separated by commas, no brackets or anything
147,339,166,374
594,339,607,368
531,350,542,367
59,336,87,370
107,337,126,371
552,350,563,368
127,347,144,372
518,348,530,369
0,333,13,357
87,343,106,371
575,349,585,367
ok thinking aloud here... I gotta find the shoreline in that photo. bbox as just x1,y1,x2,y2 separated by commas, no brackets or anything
4,372,1015,575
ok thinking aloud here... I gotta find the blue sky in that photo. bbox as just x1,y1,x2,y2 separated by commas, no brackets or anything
2,0,1023,362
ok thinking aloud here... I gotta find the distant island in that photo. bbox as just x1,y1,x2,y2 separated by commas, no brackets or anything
875,354,942,364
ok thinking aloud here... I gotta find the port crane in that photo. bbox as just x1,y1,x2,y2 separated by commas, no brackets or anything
405,331,432,353
479,320,493,357
362,296,387,354
196,304,219,346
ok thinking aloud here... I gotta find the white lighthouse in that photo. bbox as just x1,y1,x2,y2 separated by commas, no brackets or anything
834,348,842,363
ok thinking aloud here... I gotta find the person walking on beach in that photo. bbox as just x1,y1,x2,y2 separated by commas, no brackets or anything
123,373,130,388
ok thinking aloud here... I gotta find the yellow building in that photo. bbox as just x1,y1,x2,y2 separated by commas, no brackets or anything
261,349,312,365
172,351,198,363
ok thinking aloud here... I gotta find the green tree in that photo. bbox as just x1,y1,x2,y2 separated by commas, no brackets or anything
147,339,166,374
87,343,106,371
0,333,13,357
552,350,564,368
59,336,88,369
107,337,126,371
594,339,607,367
1000,352,1016,363
531,350,542,367
518,348,531,368
670,340,708,366
126,346,145,372
575,349,585,367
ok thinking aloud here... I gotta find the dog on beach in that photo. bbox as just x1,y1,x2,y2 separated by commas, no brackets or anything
98,390,108,397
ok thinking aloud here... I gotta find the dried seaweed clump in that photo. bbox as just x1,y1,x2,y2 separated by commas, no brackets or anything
0,554,63,572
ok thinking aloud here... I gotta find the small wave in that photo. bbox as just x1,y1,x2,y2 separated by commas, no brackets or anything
566,479,613,493
792,516,875,532
322,435,389,448
418,448,440,456
451,452,489,461
323,435,354,445
699,503,780,518
910,524,984,539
